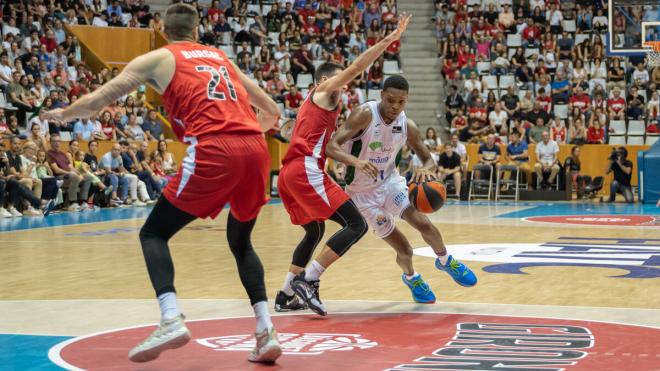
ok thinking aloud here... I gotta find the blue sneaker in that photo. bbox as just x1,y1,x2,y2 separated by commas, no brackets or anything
401,274,436,304
436,255,477,287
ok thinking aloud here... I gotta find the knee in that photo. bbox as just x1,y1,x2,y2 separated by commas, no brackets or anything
352,215,368,240
534,163,541,171
139,225,156,243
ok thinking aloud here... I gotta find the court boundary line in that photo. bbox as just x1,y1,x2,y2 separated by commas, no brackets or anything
47,310,660,371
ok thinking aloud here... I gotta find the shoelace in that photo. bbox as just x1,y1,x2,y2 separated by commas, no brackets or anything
448,259,462,275
411,277,431,293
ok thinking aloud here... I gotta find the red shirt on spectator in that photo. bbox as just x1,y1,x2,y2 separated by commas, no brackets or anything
469,106,487,123
647,122,660,133
537,95,552,113
386,40,400,54
101,122,115,139
262,63,279,79
608,96,626,112
382,11,396,24
457,49,475,68
302,22,319,35
285,91,303,109
570,94,591,112
552,126,566,143
522,25,541,41
0,121,7,135
587,126,605,143
208,8,224,24
68,84,89,100
298,8,317,21
40,36,58,53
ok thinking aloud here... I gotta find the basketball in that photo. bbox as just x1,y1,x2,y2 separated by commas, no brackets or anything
408,181,446,213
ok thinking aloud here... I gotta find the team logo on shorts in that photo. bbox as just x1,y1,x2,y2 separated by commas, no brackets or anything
376,215,387,226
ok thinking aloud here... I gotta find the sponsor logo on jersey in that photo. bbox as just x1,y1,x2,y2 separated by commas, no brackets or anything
413,237,660,278
376,215,387,226
368,141,383,151
369,156,391,164
392,125,402,133
393,192,406,206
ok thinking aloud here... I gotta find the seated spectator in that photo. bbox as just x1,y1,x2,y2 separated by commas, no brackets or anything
73,117,97,141
536,88,552,113
6,116,23,139
587,121,605,144
7,71,37,123
647,91,660,121
550,119,567,145
367,59,384,90
284,86,303,118
119,141,156,203
569,86,591,118
124,113,146,141
632,63,650,89
607,87,626,120
27,121,49,152
74,149,112,206
606,147,634,203
607,58,626,91
141,109,163,141
500,87,522,122
551,70,571,104
502,131,532,188
0,142,44,217
157,140,178,177
445,85,465,124
528,117,547,144
627,86,646,120
564,146,586,198
437,144,462,197
6,136,42,202
424,128,441,150
35,148,61,207
47,134,88,211
100,143,144,206
488,102,508,136
534,131,560,189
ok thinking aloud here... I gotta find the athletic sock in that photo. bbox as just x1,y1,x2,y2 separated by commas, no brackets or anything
157,292,180,321
282,272,296,296
253,301,273,334
437,253,449,266
405,271,420,280
304,260,325,281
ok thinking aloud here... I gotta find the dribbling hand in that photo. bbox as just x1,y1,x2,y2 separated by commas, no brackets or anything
412,168,436,184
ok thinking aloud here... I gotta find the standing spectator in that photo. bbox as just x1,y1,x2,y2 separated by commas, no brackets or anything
564,146,585,199
534,131,560,189
606,147,634,203
46,134,86,211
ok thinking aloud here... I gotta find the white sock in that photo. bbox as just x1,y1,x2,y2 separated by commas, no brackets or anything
253,301,273,334
157,292,180,321
304,260,326,281
405,271,420,280
282,272,296,296
437,253,449,265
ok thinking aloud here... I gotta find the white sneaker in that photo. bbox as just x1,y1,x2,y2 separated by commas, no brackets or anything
67,204,80,212
128,314,191,363
145,199,157,205
79,203,90,212
133,199,147,207
23,206,43,217
8,207,22,217
248,327,282,363
0,207,12,218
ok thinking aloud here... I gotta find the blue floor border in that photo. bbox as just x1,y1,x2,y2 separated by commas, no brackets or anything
0,334,72,371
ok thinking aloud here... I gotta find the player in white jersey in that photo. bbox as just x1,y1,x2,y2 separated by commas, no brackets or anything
326,75,477,303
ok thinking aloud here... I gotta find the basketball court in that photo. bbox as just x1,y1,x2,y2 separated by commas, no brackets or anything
1,199,659,370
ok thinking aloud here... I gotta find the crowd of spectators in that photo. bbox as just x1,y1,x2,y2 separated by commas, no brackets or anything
429,0,650,198
0,0,405,217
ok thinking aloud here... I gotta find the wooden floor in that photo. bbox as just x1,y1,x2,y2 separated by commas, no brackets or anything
1,201,659,369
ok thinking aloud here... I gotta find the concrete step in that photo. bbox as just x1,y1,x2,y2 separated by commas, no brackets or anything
399,50,437,59
408,87,443,95
408,80,445,88
400,43,438,52
398,5,435,13
405,30,436,38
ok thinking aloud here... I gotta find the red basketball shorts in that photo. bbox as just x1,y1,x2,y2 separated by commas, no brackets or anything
278,157,350,225
164,134,269,221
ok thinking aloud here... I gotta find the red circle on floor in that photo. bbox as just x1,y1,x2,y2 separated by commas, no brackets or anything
524,215,658,227
51,313,660,370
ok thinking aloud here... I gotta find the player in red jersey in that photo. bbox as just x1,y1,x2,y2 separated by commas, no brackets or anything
274,14,411,316
44,4,283,364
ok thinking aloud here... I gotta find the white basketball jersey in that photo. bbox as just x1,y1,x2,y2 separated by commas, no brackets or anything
344,101,408,193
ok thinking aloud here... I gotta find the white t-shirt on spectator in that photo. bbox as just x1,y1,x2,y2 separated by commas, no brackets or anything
535,140,559,166
633,69,650,84
92,17,109,27
464,79,482,93
453,142,467,159
2,24,20,37
489,110,508,127
0,64,12,87
29,116,50,137
547,10,563,26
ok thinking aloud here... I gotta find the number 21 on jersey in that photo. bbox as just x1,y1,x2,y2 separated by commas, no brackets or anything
195,65,237,101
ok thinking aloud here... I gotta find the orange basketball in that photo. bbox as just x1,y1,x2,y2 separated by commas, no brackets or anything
408,181,446,213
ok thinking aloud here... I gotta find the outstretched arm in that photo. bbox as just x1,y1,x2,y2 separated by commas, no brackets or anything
325,105,378,179
315,13,411,95
44,49,169,122
407,119,437,183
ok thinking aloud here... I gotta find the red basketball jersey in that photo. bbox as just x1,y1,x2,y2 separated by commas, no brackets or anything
282,92,342,165
161,42,261,140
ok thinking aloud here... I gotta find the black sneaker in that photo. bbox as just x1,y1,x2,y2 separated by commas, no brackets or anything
290,271,326,316
274,291,308,312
